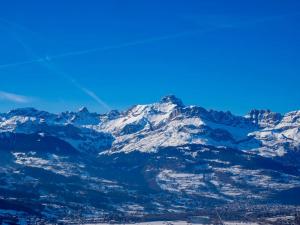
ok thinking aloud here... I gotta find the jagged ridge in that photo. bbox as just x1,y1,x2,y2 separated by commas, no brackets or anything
0,95,299,157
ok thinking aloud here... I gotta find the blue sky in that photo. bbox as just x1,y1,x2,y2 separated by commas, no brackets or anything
0,0,299,115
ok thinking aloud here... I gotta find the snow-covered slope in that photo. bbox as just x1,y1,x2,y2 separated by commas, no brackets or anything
0,107,113,153
0,95,299,157
1,96,300,224
248,110,300,157
96,95,299,156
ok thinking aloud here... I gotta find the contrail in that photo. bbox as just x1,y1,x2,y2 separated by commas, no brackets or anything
0,91,32,103
1,11,299,69
41,62,112,112
49,30,201,59
67,77,111,111
0,29,205,69
0,19,111,112
0,58,45,69
43,61,112,111
0,12,298,109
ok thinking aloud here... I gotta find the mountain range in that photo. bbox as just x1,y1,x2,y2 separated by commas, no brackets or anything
0,95,300,224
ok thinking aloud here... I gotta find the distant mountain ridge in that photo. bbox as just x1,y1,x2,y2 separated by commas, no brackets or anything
0,95,299,158
1,96,300,223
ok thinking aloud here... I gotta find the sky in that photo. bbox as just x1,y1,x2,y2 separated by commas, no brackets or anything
0,0,299,115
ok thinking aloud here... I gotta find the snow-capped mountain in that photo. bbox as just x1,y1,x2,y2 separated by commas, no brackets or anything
1,96,300,224
1,95,299,158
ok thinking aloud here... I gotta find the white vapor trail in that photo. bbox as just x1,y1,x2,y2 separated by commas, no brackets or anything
48,30,200,59
0,29,202,69
0,19,111,111
1,12,299,70
0,91,32,103
0,13,298,109
43,63,111,111
68,77,111,111
80,87,111,111
41,62,112,112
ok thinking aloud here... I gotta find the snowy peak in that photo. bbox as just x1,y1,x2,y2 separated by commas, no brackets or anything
245,109,282,127
0,96,299,157
8,107,39,116
105,109,121,120
160,95,184,107
6,107,54,119
281,110,300,126
78,106,89,114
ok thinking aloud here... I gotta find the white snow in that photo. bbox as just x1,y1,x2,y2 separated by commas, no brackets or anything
12,152,78,177
0,98,299,157
156,170,205,194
